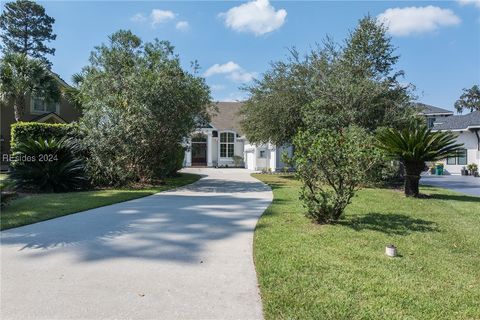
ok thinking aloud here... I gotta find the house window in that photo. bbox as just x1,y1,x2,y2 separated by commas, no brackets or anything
220,132,235,158
259,150,266,158
427,117,436,128
446,149,467,165
31,97,58,114
457,149,467,165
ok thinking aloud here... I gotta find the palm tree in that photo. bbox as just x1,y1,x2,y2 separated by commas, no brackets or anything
376,123,463,197
0,52,60,121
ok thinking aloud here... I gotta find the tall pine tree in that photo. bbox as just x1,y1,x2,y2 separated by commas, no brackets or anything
0,0,56,65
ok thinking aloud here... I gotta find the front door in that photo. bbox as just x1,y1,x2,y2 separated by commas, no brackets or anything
191,142,207,166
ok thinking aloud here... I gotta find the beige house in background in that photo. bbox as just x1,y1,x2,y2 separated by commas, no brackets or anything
0,75,81,169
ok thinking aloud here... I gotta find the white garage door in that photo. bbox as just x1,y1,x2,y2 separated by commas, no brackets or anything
246,151,255,170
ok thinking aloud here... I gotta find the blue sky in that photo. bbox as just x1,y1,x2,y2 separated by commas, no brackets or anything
34,0,480,112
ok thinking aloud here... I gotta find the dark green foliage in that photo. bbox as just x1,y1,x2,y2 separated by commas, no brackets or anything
79,30,211,186
241,16,413,145
0,175,17,207
240,49,312,145
0,0,56,65
454,85,480,113
10,122,77,150
10,122,78,149
10,137,87,192
376,123,463,197
294,126,378,223
0,52,60,121
160,144,185,178
302,17,412,133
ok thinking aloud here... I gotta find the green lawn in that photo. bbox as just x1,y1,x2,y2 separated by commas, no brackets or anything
0,173,200,230
253,174,480,320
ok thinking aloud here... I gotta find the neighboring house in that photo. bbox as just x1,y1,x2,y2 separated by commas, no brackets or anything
184,102,292,171
415,102,454,128
432,111,480,175
0,75,81,169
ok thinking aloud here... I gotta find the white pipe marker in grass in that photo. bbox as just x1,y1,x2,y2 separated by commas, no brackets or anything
386,244,397,257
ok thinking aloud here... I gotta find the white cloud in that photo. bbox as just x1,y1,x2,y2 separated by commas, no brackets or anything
458,0,480,8
204,61,241,77
377,6,461,36
228,70,257,83
176,21,190,31
132,9,189,30
220,0,287,36
130,13,147,23
150,9,176,26
204,61,257,83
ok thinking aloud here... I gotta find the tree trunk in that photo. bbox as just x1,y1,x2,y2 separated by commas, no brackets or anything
404,161,425,197
13,97,23,122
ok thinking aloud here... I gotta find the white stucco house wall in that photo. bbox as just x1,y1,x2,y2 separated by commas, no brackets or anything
183,102,292,171
432,110,480,175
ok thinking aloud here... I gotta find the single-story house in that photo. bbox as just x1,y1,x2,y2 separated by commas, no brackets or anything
432,111,480,175
1,75,81,170
183,102,292,171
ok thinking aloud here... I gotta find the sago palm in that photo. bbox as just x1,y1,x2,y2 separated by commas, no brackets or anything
10,137,87,192
376,123,463,197
0,52,60,121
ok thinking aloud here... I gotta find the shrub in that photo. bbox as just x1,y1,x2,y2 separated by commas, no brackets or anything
11,122,77,150
162,144,185,177
467,163,478,173
233,155,243,167
78,31,211,186
10,137,87,192
0,176,17,207
294,126,377,224
281,150,294,173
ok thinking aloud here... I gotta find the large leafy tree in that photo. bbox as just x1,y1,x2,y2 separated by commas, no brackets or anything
0,0,56,65
78,30,211,186
0,52,60,121
454,85,480,113
376,123,463,197
240,49,316,146
241,16,413,145
302,16,412,132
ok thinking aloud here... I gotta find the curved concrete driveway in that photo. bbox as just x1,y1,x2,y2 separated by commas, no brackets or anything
1,168,272,320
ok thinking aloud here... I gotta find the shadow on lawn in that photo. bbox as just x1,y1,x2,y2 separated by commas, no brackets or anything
429,193,480,203
340,212,439,236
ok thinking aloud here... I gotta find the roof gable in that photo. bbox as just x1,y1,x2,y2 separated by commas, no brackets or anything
415,103,453,116
208,102,244,135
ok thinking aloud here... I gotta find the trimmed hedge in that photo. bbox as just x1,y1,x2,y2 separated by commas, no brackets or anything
10,122,77,151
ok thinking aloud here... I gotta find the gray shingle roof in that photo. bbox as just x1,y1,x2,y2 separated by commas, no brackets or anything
415,103,453,115
210,102,244,135
433,111,480,130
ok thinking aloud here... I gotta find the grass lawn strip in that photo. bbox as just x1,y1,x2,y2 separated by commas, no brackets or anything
253,174,480,320
0,173,200,230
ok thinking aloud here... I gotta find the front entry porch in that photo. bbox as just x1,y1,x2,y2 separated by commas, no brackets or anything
191,142,207,166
